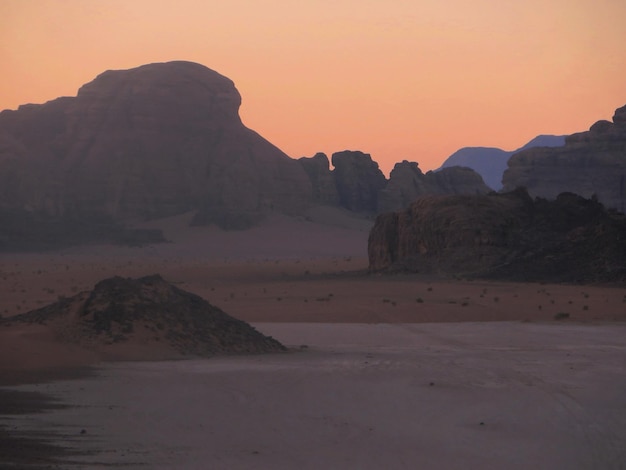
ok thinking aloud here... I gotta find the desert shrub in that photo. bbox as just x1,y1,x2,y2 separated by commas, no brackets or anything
554,312,570,320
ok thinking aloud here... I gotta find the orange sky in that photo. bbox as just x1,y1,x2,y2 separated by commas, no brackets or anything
1,0,625,174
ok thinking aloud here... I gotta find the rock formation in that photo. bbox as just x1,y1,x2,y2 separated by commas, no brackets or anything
298,153,489,215
368,188,626,282
331,151,387,212
0,61,312,237
298,152,339,205
377,161,490,213
1,274,286,356
502,105,626,213
438,135,566,190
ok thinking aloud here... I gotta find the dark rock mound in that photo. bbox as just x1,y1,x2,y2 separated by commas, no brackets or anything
3,274,286,356
368,188,626,282
502,104,626,213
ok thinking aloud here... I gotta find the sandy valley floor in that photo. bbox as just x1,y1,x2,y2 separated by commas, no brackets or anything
1,209,625,468
4,322,626,469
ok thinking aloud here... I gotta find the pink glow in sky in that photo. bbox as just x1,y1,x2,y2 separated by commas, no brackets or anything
1,0,625,174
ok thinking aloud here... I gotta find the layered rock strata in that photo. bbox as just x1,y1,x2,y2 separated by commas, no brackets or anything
0,61,312,231
503,105,626,213
368,189,626,282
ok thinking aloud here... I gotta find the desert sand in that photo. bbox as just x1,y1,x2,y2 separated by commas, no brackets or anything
4,322,626,469
1,208,625,468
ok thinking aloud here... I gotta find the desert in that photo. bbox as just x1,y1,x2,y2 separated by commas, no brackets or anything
1,60,625,469
1,210,625,469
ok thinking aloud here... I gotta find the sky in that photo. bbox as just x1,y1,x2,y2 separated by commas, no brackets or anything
1,0,625,174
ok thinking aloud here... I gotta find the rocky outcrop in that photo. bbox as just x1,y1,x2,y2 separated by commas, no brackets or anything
502,105,626,213
298,153,339,205
1,274,286,356
368,189,626,282
438,135,566,190
0,61,312,235
377,161,490,213
297,153,489,215
331,151,387,212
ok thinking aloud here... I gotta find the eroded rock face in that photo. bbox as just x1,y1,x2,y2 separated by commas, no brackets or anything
0,61,311,230
502,104,626,213
368,189,626,282
2,274,286,356
297,153,490,214
331,151,387,212
377,161,490,213
298,152,339,205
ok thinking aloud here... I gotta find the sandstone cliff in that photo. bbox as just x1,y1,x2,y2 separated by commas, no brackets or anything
368,189,626,282
297,152,339,205
299,154,489,215
0,61,312,236
377,161,490,213
502,105,626,213
332,151,387,212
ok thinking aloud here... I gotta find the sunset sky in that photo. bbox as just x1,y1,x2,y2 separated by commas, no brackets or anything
1,0,624,174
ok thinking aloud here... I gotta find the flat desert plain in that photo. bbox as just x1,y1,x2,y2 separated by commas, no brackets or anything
1,209,625,469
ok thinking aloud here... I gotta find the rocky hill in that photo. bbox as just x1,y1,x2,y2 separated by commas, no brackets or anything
502,105,626,213
0,61,312,244
438,135,566,190
1,274,286,357
368,188,626,282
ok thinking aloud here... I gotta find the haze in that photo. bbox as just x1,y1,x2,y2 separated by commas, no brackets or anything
1,0,625,173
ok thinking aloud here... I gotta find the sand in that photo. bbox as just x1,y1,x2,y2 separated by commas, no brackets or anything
1,208,625,468
4,322,626,469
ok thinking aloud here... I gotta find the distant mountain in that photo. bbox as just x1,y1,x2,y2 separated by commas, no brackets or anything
438,135,566,190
